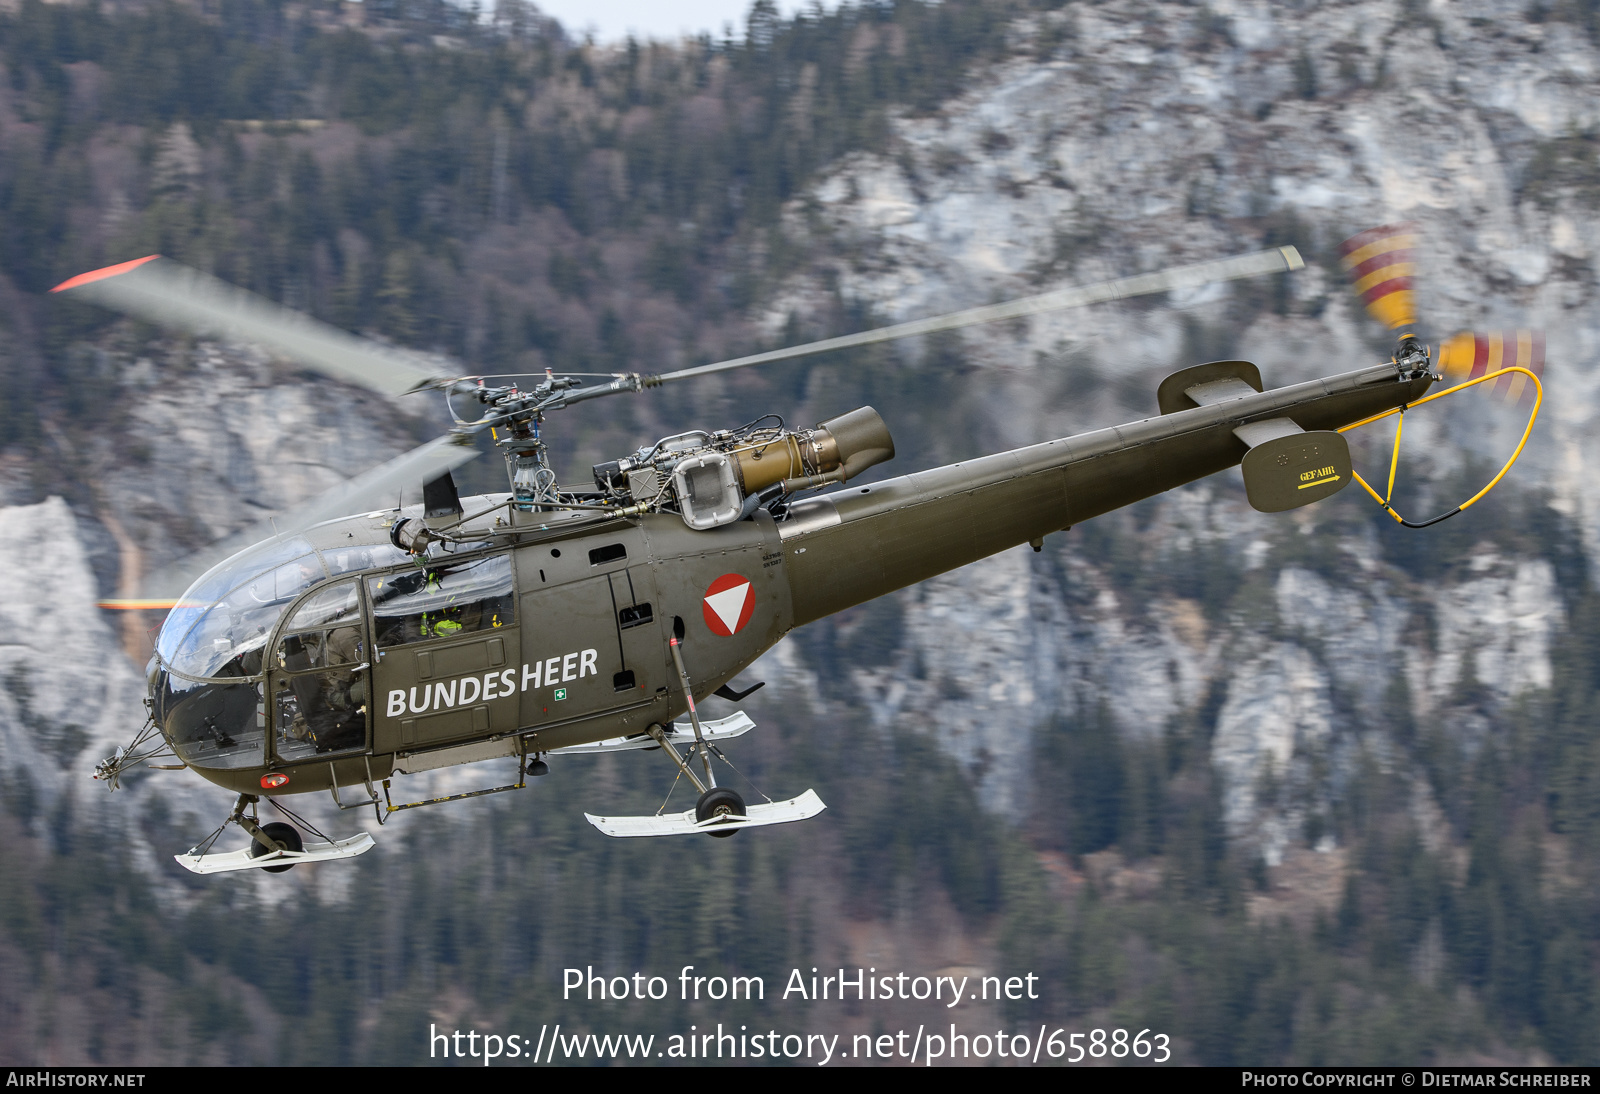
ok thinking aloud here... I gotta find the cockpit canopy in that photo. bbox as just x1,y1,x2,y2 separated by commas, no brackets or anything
156,535,406,683
152,530,411,770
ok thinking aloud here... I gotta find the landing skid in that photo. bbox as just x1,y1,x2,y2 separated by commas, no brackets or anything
175,792,377,876
577,657,822,838
176,832,375,875
586,789,826,837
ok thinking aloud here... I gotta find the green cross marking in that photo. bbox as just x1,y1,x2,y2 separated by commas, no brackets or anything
554,688,567,701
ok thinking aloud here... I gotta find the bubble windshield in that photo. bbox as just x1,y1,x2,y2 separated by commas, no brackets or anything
152,533,413,770
156,536,322,683
154,537,412,682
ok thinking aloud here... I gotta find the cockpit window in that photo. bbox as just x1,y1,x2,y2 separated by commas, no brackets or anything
152,533,406,770
277,582,364,670
368,554,514,647
159,674,265,770
274,580,369,761
162,554,325,683
153,536,324,769
321,542,408,578
156,536,320,682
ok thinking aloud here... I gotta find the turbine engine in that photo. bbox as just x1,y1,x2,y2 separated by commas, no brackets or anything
593,406,895,530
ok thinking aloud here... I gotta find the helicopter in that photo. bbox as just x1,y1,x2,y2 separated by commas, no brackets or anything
64,224,1542,873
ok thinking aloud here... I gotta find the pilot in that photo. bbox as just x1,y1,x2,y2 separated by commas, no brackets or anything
425,609,465,639
323,624,371,733
420,571,467,640
325,624,365,668
276,615,368,752
312,666,367,751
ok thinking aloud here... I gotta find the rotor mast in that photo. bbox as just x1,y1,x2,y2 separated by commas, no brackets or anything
461,245,1311,507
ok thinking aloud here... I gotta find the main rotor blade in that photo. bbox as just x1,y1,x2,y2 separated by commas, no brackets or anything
650,246,1305,384
52,256,460,398
106,435,481,607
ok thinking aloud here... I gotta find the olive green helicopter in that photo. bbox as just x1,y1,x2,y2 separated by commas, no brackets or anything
65,223,1542,873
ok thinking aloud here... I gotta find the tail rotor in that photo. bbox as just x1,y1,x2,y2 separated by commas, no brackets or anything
1334,223,1545,528
1437,329,1545,408
1338,222,1544,404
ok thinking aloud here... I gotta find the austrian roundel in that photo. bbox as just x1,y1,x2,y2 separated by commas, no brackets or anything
702,573,755,637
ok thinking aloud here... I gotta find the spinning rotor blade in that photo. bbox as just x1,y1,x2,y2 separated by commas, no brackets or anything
651,246,1306,384
1339,223,1417,331
105,435,480,608
52,256,460,398
1438,329,1545,407
1338,225,1545,407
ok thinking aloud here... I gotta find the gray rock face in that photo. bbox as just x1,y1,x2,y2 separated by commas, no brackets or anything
6,0,1594,877
0,337,474,875
754,0,1593,854
0,498,147,813
98,342,427,576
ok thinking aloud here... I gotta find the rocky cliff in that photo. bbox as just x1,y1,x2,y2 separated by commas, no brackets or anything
6,0,1596,878
2,0,1597,1064
732,0,1600,887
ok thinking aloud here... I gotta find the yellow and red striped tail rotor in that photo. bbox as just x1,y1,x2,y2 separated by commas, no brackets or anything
1339,222,1417,331
1437,329,1545,407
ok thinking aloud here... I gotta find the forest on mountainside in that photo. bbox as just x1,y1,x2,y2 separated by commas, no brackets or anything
0,0,1015,454
1,0,1599,1066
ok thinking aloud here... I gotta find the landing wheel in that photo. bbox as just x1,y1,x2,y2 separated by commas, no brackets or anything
695,787,745,838
248,822,302,873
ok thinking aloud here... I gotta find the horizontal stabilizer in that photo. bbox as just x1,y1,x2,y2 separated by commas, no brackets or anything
1158,360,1263,414
585,789,826,837
1233,416,1305,448
175,832,375,875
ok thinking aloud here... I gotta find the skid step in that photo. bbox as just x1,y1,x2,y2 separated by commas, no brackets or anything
175,832,376,875
585,789,826,838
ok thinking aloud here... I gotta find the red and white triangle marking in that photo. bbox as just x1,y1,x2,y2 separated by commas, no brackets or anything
702,574,754,636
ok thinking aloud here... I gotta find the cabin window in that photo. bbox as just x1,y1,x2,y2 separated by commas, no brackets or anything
368,554,515,648
321,542,409,577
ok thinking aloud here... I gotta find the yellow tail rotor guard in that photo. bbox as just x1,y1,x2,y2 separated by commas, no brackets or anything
1336,365,1543,529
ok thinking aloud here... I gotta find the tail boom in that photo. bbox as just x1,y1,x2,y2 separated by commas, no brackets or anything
781,364,1431,625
